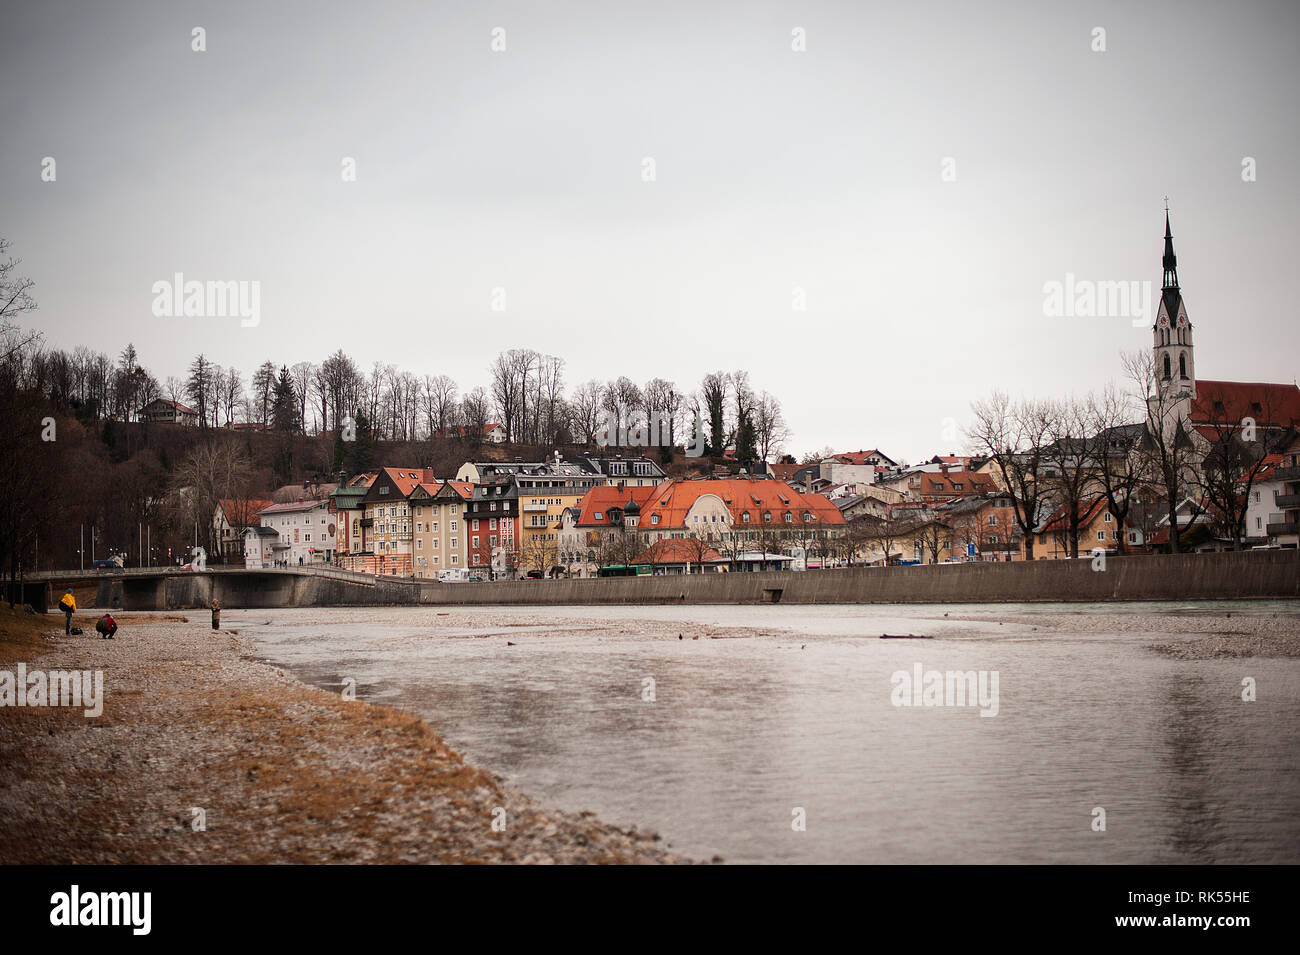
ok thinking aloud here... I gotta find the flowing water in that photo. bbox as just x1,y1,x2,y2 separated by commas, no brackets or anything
242,601,1300,864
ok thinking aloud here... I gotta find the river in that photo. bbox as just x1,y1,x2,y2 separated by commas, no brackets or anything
243,600,1300,864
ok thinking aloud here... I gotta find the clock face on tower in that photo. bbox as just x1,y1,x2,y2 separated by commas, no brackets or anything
1178,314,1186,325
1159,315,1169,327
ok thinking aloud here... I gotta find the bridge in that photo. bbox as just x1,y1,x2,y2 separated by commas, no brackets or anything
24,565,425,611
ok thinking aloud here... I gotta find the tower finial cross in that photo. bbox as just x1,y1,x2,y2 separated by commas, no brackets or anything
1163,195,1170,211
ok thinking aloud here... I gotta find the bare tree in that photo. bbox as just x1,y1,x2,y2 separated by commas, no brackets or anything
754,391,790,463
1123,349,1198,553
967,391,1054,560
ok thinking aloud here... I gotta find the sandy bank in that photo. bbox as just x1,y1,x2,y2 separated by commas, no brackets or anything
0,611,697,864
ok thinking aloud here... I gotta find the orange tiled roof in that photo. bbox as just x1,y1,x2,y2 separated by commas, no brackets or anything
574,485,659,526
380,467,439,496
637,478,847,529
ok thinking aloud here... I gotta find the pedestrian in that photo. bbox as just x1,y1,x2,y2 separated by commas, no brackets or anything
211,597,220,630
58,588,76,634
95,612,117,640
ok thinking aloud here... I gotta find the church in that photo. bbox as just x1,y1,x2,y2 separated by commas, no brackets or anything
1148,211,1300,442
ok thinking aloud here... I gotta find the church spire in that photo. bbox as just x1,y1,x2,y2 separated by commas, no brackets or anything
1162,207,1179,290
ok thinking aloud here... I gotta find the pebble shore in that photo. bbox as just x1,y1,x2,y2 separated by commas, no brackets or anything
939,608,1300,659
0,615,697,864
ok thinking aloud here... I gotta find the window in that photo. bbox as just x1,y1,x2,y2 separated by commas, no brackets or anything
1097,530,1105,541
489,518,497,530
472,520,479,531
416,539,422,549
987,515,997,526
1103,512,1112,523
450,521,457,532
742,512,751,523
651,515,660,525
783,512,793,523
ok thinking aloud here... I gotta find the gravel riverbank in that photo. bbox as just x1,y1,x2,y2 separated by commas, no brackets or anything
0,614,697,864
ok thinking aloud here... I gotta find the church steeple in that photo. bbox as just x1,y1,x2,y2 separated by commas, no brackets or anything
1152,204,1194,404
1162,210,1179,290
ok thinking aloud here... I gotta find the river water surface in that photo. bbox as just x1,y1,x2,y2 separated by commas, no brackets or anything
243,601,1300,864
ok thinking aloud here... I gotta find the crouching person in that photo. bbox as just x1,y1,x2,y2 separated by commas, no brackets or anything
95,612,117,640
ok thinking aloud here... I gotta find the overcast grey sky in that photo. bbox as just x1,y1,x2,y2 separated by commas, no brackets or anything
2,0,1297,463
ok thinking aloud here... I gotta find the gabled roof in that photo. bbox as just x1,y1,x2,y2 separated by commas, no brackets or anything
365,467,438,501
411,479,473,501
143,397,197,415
831,449,895,466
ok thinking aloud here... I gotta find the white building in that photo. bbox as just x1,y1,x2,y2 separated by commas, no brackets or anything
243,499,336,568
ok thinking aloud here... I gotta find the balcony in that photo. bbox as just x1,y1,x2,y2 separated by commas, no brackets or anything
1272,465,1300,482
1273,494,1300,509
522,503,549,513
1266,522,1298,537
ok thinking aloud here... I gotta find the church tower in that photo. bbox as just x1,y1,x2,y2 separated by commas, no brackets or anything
1152,210,1195,403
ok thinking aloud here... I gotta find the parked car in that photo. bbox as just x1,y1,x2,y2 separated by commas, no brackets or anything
93,555,125,571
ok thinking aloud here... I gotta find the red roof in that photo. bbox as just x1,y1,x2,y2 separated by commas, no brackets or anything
636,478,847,529
1189,381,1300,428
378,467,439,496
573,485,660,527
832,449,888,465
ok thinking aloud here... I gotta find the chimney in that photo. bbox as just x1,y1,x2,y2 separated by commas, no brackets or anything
939,463,949,475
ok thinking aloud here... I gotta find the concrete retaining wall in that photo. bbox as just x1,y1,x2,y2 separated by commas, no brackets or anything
416,550,1300,606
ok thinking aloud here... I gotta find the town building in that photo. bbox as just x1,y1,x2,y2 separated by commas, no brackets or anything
243,499,336,568
330,472,377,568
409,479,474,578
465,480,521,577
139,397,198,426
213,498,274,562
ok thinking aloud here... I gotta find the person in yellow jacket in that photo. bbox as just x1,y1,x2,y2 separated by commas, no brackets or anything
58,588,76,634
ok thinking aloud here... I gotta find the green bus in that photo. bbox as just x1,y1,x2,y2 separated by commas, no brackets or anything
598,564,653,578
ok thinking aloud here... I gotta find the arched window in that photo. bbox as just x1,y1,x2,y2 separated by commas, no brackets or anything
1162,354,1171,379
1179,353,1187,379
